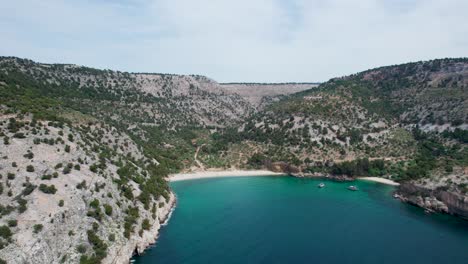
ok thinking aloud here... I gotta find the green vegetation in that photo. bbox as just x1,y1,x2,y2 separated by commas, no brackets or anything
33,224,43,234
103,204,112,216
0,226,12,240
7,220,17,227
39,184,57,194
331,158,385,177
26,165,34,172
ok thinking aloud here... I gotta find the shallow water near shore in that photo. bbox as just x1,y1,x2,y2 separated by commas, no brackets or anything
132,176,468,264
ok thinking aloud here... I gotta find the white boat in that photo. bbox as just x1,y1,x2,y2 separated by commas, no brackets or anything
318,183,325,188
347,185,359,191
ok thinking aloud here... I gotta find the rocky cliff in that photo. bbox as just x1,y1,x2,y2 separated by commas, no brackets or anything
0,114,174,263
397,183,468,219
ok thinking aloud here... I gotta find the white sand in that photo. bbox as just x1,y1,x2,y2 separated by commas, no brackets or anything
359,177,400,186
168,170,285,182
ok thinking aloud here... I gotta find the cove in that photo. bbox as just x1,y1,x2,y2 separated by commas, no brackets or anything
132,176,468,264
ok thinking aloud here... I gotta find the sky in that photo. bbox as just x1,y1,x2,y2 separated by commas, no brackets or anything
1,0,467,82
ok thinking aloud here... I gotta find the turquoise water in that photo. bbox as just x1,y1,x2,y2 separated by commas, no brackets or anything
132,176,468,264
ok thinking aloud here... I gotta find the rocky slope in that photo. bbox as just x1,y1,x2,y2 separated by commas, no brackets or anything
0,113,174,263
0,57,255,129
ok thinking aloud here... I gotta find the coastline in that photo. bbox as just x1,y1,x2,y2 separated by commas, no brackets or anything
168,170,400,186
112,192,176,264
168,170,286,182
358,177,400,186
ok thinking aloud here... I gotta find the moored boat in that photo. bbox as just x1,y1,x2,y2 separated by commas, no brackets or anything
347,185,359,191
318,183,325,188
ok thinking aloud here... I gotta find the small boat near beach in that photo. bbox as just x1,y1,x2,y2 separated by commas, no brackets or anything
347,185,359,191
318,183,325,188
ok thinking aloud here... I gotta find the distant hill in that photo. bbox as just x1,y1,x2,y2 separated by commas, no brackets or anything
220,82,319,108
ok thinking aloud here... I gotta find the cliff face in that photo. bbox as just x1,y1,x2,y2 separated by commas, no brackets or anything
397,183,468,219
105,193,176,264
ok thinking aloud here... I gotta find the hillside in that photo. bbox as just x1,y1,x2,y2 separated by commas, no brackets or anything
0,56,318,263
0,56,467,263
0,114,174,263
202,58,468,217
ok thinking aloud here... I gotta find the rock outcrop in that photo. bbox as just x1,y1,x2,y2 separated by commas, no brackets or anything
397,183,468,219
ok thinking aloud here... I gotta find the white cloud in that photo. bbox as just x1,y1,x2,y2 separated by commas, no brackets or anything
0,0,466,82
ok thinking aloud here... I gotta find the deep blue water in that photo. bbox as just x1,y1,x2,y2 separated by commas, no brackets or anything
132,176,468,264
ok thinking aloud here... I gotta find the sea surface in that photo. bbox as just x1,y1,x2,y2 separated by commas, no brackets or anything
132,176,468,264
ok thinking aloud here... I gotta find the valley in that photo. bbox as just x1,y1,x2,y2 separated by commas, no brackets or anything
0,56,467,263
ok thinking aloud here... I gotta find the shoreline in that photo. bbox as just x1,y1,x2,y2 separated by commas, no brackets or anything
168,170,400,186
358,177,400,186
168,170,286,182
120,193,176,264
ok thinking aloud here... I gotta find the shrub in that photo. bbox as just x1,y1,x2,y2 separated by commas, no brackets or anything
58,200,64,207
23,152,34,159
74,164,81,170
26,165,35,172
39,184,57,194
0,226,12,239
13,132,25,138
76,180,87,189
17,198,28,213
12,162,17,167
41,174,52,180
33,224,43,234
89,199,100,209
64,145,70,153
104,204,113,216
7,220,17,227
142,219,151,230
62,166,71,174
7,173,15,180
76,244,87,254
21,183,36,196
86,230,108,261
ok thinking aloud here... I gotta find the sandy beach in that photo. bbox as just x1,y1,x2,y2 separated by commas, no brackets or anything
358,177,400,186
168,170,285,182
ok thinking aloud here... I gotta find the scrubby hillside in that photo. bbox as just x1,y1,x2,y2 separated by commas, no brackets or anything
0,57,254,128
0,113,174,263
0,56,319,263
201,59,468,217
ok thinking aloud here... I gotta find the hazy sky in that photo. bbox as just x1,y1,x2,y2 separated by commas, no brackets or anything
1,0,467,82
